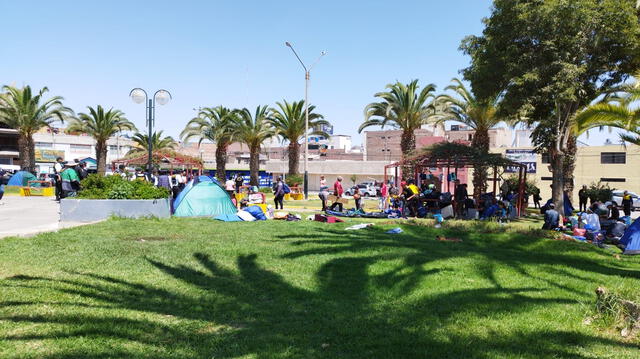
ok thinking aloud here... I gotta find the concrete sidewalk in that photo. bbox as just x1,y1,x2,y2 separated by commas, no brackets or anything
0,196,94,238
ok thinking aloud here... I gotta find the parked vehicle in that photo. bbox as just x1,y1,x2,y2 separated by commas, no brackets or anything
611,190,640,210
345,183,377,197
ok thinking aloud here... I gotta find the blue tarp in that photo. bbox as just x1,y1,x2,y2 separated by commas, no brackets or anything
214,214,243,222
621,218,640,255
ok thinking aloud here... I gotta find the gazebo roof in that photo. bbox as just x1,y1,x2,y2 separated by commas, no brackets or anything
112,150,203,168
386,141,523,169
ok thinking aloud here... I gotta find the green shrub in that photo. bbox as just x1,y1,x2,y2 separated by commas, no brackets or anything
285,174,303,187
77,174,169,200
585,181,614,203
502,175,539,196
259,186,273,193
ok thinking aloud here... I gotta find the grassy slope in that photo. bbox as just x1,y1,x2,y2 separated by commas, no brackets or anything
1,218,639,359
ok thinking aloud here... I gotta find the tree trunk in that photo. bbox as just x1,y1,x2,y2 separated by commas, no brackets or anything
550,148,566,216
563,134,577,196
288,142,300,175
95,140,108,175
18,134,35,172
400,130,417,177
215,142,229,183
249,146,260,186
471,128,490,198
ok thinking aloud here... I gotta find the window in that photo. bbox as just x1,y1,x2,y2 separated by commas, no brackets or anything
601,178,626,183
601,152,626,164
70,144,91,153
109,145,119,152
541,153,550,164
467,134,473,141
35,142,53,149
541,177,553,181
0,158,10,165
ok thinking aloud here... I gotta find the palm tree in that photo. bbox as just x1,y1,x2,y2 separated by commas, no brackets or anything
236,106,275,186
127,131,177,158
359,80,437,158
66,105,136,175
181,106,239,182
0,85,73,172
433,78,505,197
269,100,329,175
574,83,640,137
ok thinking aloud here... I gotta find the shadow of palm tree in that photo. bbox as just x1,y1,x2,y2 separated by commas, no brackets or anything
2,237,638,358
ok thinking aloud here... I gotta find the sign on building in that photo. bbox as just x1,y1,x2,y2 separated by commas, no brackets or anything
35,149,65,163
505,149,537,173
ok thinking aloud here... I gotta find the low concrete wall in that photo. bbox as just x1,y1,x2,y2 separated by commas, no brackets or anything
60,198,171,222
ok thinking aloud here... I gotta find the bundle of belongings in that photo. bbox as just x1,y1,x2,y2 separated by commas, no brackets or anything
215,205,270,222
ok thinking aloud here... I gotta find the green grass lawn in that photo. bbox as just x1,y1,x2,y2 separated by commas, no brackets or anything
1,217,640,358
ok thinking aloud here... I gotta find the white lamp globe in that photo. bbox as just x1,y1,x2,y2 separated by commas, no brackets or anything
130,89,146,104
155,90,171,105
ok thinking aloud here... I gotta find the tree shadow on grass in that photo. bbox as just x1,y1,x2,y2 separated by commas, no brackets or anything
1,246,638,358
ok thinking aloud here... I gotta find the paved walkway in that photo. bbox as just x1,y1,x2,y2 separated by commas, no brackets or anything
0,196,93,239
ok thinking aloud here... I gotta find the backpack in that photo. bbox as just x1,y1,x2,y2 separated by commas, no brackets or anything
283,184,291,194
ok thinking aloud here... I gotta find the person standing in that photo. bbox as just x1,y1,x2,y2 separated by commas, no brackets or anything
533,191,541,209
235,173,244,194
622,190,632,217
353,187,362,210
225,176,235,198
273,176,285,210
329,176,344,212
454,180,468,218
157,170,171,191
60,163,81,197
318,175,329,211
76,162,88,181
53,157,64,201
379,181,388,210
0,170,7,205
578,185,588,212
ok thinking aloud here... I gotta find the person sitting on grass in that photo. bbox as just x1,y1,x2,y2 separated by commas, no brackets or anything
542,203,560,230
240,186,265,208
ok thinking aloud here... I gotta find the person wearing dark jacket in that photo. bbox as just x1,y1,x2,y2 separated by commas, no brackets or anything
75,162,89,181
542,203,560,230
607,202,620,220
578,185,588,212
273,177,285,210
622,190,633,217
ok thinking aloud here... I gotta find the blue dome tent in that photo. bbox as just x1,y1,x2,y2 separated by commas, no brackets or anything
7,171,37,186
620,218,640,255
173,177,237,217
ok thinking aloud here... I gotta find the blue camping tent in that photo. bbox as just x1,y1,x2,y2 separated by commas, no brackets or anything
620,218,640,255
7,171,37,186
173,177,237,217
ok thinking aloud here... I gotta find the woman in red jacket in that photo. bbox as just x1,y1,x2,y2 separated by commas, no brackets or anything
329,176,344,212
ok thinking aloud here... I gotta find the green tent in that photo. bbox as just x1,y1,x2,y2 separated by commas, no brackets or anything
173,179,237,217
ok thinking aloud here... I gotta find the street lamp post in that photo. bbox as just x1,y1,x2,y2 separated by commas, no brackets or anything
129,88,172,175
285,41,326,200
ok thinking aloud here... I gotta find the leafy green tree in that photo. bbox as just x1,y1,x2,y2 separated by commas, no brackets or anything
67,105,136,175
359,80,436,158
0,86,73,172
460,0,640,214
269,100,329,175
433,78,505,196
181,106,240,182
128,131,177,158
236,106,275,186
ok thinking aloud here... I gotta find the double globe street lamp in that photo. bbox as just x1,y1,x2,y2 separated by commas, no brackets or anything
129,88,172,174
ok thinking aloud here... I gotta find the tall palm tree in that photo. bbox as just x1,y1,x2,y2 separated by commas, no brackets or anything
0,85,73,172
127,131,177,158
359,80,437,158
66,105,136,175
433,78,505,197
181,106,239,182
269,100,329,175
574,83,640,137
236,106,275,186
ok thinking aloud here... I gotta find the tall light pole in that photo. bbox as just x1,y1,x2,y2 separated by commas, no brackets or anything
129,88,172,175
285,41,326,200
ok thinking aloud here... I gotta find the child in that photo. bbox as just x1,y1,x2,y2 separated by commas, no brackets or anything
353,187,362,210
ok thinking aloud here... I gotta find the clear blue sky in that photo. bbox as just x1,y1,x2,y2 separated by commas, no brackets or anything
1,0,619,146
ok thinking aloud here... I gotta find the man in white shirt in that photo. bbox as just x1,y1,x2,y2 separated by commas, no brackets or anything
53,157,64,201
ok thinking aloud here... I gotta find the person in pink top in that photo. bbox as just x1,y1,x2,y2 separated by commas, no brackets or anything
379,181,389,210
329,176,344,212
